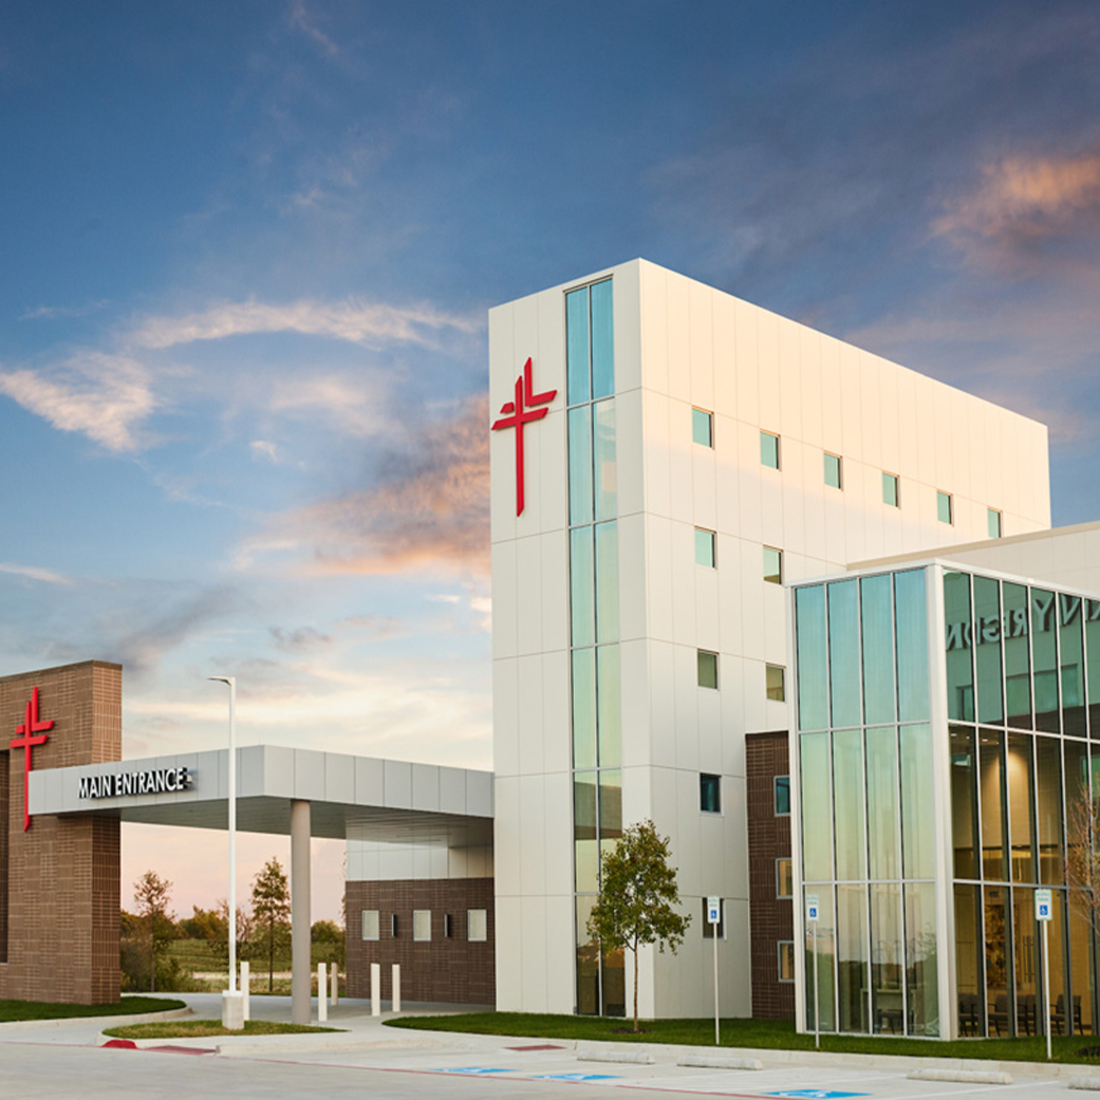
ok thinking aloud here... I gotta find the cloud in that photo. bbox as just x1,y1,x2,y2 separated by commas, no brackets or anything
269,625,332,653
266,373,390,438
20,300,110,320
250,439,279,462
0,352,157,452
0,562,73,585
239,394,490,577
127,298,477,351
288,0,340,58
934,147,1100,271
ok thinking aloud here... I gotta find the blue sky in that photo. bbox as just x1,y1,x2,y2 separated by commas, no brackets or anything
3,1,1100,919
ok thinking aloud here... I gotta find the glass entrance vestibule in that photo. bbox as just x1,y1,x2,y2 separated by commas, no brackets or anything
792,563,1100,1039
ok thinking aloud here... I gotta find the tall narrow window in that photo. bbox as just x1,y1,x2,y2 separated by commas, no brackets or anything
988,508,1003,538
695,527,716,567
775,775,790,815
361,910,380,941
697,650,718,689
700,773,721,813
692,408,713,447
766,664,786,701
776,858,793,898
937,490,953,524
413,910,432,941
760,430,780,469
764,546,783,585
824,452,842,488
778,941,795,981
468,909,488,942
883,472,899,507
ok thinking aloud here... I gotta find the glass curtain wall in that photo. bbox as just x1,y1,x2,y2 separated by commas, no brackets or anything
566,279,624,1016
946,572,1100,1038
794,568,937,1036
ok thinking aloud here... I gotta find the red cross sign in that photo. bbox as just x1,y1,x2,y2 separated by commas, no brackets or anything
10,686,54,832
492,358,556,516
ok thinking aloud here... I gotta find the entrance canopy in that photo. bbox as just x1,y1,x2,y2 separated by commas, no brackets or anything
29,744,494,839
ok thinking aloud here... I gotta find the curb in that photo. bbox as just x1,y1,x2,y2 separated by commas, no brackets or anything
1,1005,193,1032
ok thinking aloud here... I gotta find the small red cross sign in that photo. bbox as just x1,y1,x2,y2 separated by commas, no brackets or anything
10,686,53,832
492,358,556,516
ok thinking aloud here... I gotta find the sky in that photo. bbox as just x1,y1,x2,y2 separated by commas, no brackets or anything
2,0,1100,923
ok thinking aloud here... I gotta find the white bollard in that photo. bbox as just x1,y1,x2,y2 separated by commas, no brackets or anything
391,963,401,1013
318,962,327,1023
371,963,381,1017
330,962,338,1006
241,960,251,1021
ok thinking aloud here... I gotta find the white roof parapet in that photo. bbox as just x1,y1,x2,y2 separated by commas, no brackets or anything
28,744,494,840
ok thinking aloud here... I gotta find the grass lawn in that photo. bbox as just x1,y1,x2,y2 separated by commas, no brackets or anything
385,1012,1100,1065
0,996,187,1023
104,1019,344,1039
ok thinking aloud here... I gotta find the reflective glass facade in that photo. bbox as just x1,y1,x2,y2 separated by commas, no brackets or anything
566,279,624,1016
794,564,1100,1039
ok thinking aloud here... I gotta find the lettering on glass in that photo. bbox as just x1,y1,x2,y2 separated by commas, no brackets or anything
9,686,54,832
946,592,1096,651
491,357,556,516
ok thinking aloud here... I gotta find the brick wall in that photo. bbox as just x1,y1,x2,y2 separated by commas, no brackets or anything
746,729,794,1020
0,662,122,1003
0,749,7,963
345,878,494,1005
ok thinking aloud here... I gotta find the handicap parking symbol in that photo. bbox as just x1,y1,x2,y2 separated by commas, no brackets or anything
438,1067,513,1075
766,1091,870,1099
533,1073,620,1081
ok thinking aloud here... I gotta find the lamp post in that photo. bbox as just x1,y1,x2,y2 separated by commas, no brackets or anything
209,675,242,1029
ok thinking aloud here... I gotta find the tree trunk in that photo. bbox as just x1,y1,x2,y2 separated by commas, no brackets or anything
150,925,156,993
633,940,639,1032
268,925,274,993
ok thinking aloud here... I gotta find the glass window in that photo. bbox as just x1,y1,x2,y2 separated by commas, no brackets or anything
905,883,939,1035
1004,582,1032,727
1060,594,1086,736
824,452,842,489
575,896,599,1015
1035,735,1063,886
593,400,617,521
779,941,795,982
599,769,623,861
804,887,836,1031
700,773,721,813
566,288,590,405
954,884,985,1036
361,910,380,941
760,430,780,469
869,883,902,1034
937,490,953,524
882,472,899,507
567,406,593,525
979,729,1008,882
796,585,828,731
764,546,783,585
597,644,621,768
702,897,724,939
944,571,974,723
800,733,833,881
695,527,716,567
692,407,713,447
775,775,790,815
468,909,488,942
861,574,896,725
837,884,869,1033
594,520,619,644
1007,732,1035,883
590,279,614,400
413,910,431,942
697,650,718,688
829,579,861,729
974,575,1004,725
900,724,935,879
1087,599,1100,733
569,527,595,647
866,726,900,880
895,570,930,723
988,508,1003,539
1033,588,1060,733
833,728,866,881
445,913,453,938
574,771,599,893
766,664,786,701
572,648,597,769
777,858,793,898
950,726,979,879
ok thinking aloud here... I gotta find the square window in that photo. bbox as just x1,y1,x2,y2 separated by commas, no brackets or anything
937,490,953,524
988,508,1003,538
766,664,786,702
700,773,721,813
760,430,780,469
702,897,724,939
361,909,380,941
413,910,432,942
776,858,793,898
775,775,790,815
882,472,899,507
824,452,842,488
763,546,783,585
695,527,716,567
468,909,488,942
697,650,718,689
692,407,713,447
778,941,795,982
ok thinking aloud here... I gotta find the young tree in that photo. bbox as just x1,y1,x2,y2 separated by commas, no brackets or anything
586,819,691,1032
251,857,291,992
132,870,176,993
1066,779,1100,932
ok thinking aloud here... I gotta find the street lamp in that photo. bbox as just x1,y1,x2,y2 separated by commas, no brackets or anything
209,675,242,1028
